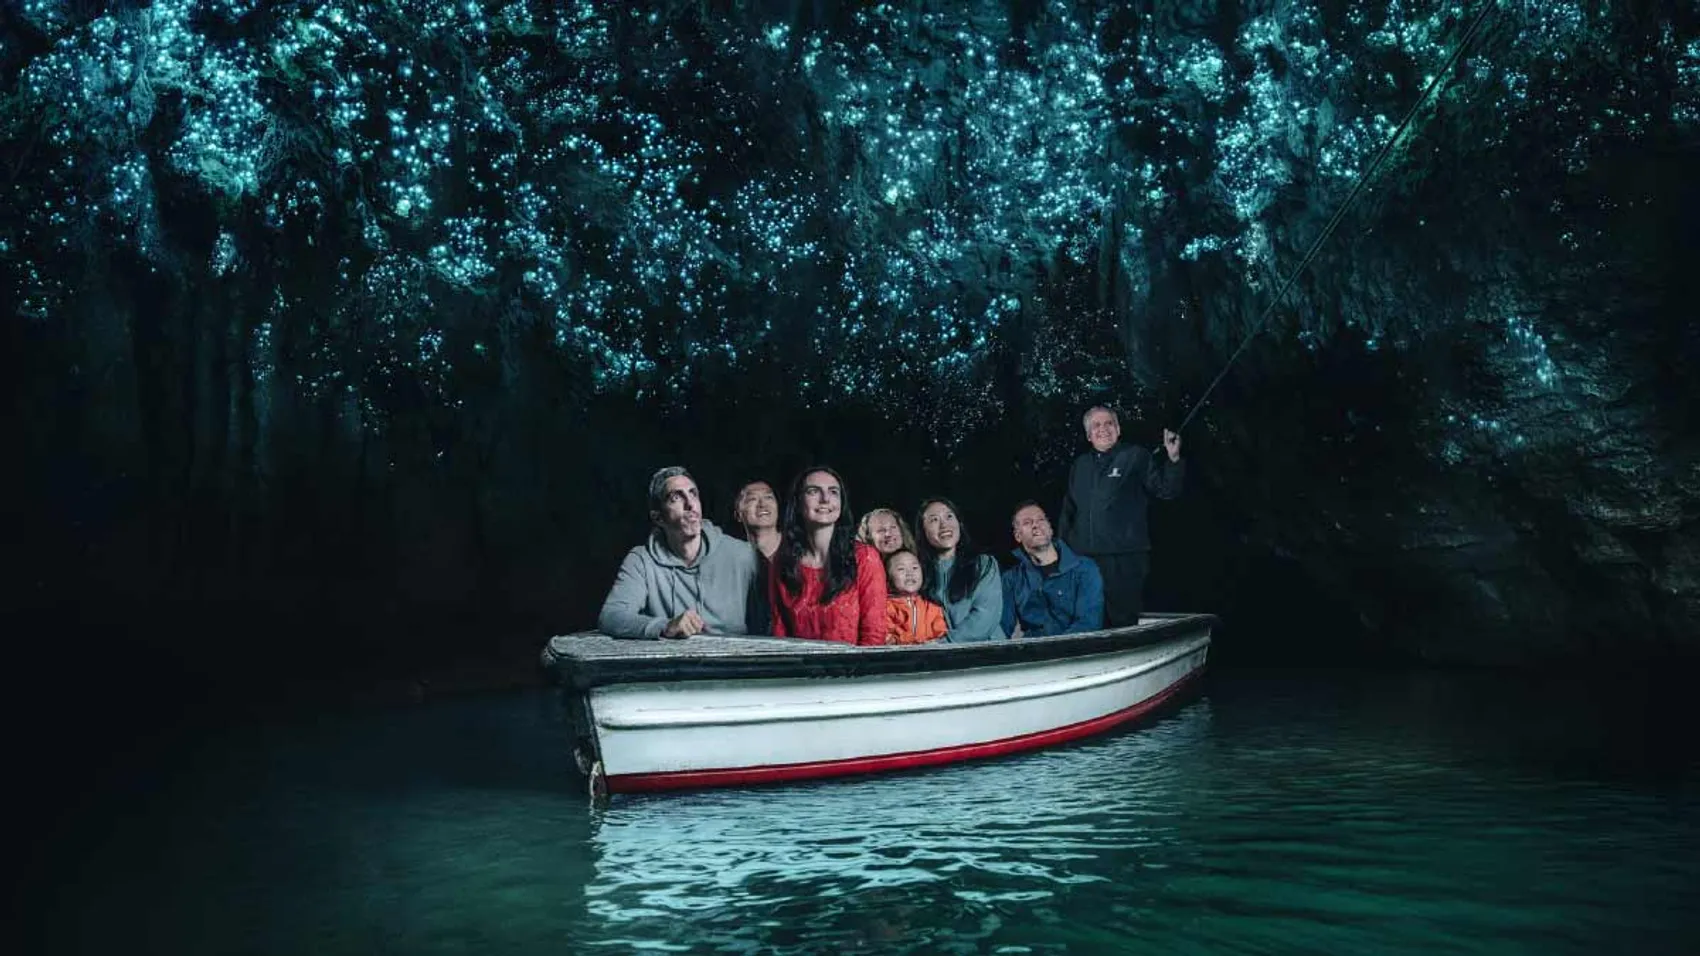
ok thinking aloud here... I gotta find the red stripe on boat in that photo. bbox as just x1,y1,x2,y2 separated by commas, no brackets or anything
606,666,1204,793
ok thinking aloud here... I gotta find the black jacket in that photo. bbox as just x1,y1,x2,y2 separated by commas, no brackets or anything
745,553,773,635
1058,442,1184,555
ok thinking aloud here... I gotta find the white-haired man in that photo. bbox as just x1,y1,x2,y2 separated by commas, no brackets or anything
1057,406,1183,627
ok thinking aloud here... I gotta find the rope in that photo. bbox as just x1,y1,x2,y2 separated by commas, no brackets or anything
1177,0,1503,432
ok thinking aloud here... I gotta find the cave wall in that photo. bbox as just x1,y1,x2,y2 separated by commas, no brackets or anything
3,0,1697,672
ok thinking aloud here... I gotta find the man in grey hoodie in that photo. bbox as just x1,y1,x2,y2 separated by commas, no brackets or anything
598,466,761,639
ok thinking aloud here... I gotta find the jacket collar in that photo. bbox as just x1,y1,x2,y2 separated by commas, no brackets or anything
1009,540,1081,575
646,520,726,569
1091,441,1126,460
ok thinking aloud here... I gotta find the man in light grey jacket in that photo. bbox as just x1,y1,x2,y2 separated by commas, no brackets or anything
598,466,760,639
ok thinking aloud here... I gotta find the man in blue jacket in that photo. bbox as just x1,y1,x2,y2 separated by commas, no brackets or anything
1002,501,1105,638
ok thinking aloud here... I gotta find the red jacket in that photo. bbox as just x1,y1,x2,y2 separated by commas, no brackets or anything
770,541,888,645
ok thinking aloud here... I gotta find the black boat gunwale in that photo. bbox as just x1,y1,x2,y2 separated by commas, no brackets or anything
550,613,1216,690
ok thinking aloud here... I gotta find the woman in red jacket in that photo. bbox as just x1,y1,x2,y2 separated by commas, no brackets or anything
770,466,888,645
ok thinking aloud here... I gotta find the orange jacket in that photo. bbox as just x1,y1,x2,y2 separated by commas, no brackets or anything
885,594,949,645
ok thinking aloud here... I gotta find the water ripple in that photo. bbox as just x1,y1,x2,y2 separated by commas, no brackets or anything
31,671,1700,956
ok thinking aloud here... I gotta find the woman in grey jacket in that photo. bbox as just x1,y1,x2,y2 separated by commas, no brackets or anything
915,498,1007,642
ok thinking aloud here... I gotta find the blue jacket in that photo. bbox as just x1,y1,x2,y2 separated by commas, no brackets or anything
1000,542,1104,638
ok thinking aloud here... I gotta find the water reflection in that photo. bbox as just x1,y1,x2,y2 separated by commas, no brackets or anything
30,671,1700,956
580,672,1700,954
37,692,600,956
585,705,1215,952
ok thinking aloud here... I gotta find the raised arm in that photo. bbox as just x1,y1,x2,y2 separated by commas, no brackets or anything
1143,446,1185,500
597,550,667,639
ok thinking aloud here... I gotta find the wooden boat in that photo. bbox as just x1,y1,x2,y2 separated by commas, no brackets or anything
541,613,1214,798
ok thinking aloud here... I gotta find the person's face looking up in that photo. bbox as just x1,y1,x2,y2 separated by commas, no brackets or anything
737,482,778,530
801,471,842,528
1085,408,1121,453
867,512,903,554
921,502,960,553
1012,505,1053,552
887,552,923,595
655,476,702,540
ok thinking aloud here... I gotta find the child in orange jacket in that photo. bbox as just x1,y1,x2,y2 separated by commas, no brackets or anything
884,549,949,645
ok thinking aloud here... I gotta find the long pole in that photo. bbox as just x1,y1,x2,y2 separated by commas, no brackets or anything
1177,0,1503,433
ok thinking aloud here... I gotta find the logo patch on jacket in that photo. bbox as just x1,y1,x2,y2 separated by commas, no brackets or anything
1107,467,1122,478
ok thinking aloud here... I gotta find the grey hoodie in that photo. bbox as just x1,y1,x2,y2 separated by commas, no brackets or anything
597,520,760,639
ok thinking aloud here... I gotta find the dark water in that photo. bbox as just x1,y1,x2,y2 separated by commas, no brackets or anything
29,669,1700,954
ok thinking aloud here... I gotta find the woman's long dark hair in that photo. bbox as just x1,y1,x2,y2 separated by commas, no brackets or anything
915,497,984,604
775,466,860,605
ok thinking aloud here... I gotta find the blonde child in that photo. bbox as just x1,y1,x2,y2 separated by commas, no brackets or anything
884,549,948,645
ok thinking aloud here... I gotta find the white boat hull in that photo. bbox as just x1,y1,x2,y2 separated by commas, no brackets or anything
547,616,1213,794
